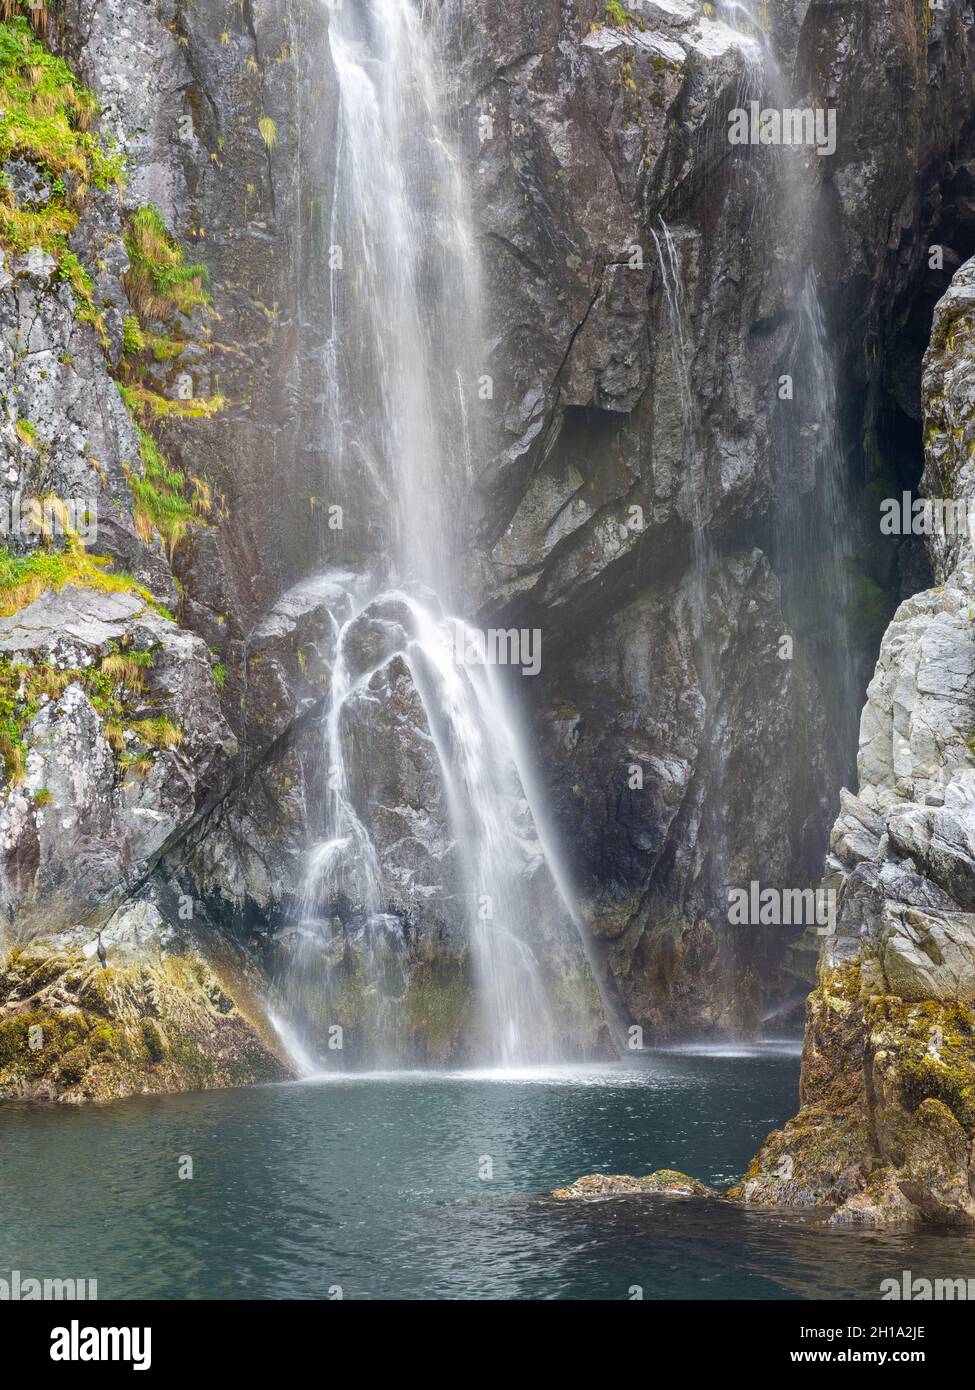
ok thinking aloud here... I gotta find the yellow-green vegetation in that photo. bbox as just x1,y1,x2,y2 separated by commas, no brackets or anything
403,952,473,1064
551,1170,712,1200
733,960,975,1226
118,202,224,424
99,645,154,687
115,203,223,550
257,114,277,151
122,420,212,556
603,1,641,29
0,541,171,618
118,380,226,424
876,995,975,1134
14,415,36,447
122,203,210,320
126,716,181,750
0,636,164,782
0,14,123,328
0,541,181,783
0,942,287,1102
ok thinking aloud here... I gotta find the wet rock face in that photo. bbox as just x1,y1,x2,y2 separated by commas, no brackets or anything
0,906,290,1103
171,577,611,1065
6,0,975,1096
0,244,176,605
418,0,975,1029
56,0,341,639
0,586,236,940
741,258,975,1229
30,0,967,1051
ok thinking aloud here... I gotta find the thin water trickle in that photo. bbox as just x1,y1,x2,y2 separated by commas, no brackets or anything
651,216,731,912
721,0,859,750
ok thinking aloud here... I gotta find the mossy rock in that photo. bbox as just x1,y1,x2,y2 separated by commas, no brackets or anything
550,1169,713,1200
404,952,473,1065
0,937,289,1102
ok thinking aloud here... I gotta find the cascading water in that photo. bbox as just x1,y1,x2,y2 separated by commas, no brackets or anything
645,3,860,1015
271,0,607,1070
719,0,859,754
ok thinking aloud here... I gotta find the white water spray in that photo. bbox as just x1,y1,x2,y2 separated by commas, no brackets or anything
273,0,607,1069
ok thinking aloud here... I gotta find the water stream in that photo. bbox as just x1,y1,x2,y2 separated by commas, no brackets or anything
271,0,605,1069
719,0,859,751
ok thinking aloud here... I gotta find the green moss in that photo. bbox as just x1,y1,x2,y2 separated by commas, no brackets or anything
876,997,975,1133
141,1018,166,1062
123,420,212,556
0,16,123,273
0,541,172,619
404,953,473,1063
604,1,637,28
0,1010,83,1075
0,944,286,1101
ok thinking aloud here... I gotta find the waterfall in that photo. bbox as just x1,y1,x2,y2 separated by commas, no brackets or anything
719,0,859,755
321,0,480,586
642,3,859,1014
271,0,606,1070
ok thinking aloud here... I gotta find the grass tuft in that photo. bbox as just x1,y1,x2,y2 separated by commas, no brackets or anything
0,16,124,264
0,541,172,619
122,203,209,320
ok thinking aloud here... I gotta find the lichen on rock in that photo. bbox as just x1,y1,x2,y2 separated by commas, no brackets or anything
550,1168,714,1200
0,902,290,1102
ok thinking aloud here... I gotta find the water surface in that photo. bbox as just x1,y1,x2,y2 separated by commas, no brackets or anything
3,1046,973,1299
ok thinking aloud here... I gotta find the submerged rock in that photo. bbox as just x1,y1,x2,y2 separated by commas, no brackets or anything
550,1169,713,1200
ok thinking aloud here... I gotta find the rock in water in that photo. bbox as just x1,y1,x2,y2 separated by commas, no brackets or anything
550,1169,713,1201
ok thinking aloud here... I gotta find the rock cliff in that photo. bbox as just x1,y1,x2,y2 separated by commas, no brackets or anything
740,257,975,1228
3,1,975,1096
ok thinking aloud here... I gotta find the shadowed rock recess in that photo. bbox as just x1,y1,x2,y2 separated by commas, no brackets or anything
0,0,973,1183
